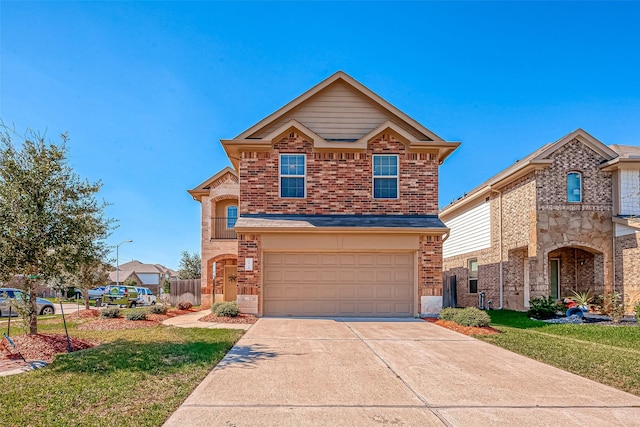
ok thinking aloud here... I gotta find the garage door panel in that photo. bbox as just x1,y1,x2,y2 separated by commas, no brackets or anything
264,252,414,317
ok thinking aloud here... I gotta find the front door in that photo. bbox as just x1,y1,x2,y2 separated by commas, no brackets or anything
550,258,560,299
223,265,238,302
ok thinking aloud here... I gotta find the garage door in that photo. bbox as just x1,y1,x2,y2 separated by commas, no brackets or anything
263,252,414,317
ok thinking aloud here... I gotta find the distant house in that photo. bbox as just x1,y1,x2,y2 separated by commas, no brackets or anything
109,260,178,294
190,71,459,316
441,129,640,311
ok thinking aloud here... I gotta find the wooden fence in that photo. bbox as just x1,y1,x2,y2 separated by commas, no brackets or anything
169,279,201,306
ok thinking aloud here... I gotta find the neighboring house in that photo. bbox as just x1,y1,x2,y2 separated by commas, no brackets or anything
441,129,640,312
190,71,460,316
108,260,178,295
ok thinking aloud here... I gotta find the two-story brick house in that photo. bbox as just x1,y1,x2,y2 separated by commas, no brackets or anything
190,71,459,316
441,129,640,311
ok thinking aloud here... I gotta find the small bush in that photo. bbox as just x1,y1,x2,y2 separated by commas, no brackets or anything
177,301,193,310
438,307,458,321
452,307,491,327
635,301,640,322
148,305,167,315
604,292,626,323
212,301,240,317
125,310,147,321
100,307,121,319
527,296,559,320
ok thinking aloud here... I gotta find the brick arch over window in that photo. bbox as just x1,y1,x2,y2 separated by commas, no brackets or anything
211,194,238,203
206,254,238,303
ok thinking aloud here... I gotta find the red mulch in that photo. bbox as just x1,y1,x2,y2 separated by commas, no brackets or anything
424,318,501,336
198,313,258,324
2,334,96,363
67,309,100,319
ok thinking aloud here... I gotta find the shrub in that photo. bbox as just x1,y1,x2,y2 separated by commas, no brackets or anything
603,292,625,323
438,307,458,321
452,307,491,327
100,307,121,318
212,301,240,317
125,310,147,321
635,301,640,322
177,301,193,310
148,305,167,315
527,296,559,320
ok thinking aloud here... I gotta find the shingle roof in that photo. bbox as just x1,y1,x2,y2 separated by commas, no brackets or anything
235,214,446,229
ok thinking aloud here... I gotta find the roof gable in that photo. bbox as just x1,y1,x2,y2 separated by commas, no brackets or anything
188,167,239,200
441,129,617,218
236,71,441,142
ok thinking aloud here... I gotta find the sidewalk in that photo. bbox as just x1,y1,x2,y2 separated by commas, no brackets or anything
162,310,253,330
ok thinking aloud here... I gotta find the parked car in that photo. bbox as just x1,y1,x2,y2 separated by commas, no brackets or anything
135,287,156,306
0,287,55,316
88,287,106,300
102,285,139,308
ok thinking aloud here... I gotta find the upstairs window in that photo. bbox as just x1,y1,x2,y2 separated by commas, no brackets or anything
280,154,305,198
373,155,399,199
226,206,238,228
567,172,582,202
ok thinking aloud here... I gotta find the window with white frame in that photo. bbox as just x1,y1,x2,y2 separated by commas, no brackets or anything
468,258,478,294
373,155,399,199
567,172,582,202
280,154,305,198
226,205,238,228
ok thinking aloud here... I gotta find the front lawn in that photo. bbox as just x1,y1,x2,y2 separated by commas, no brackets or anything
479,310,640,396
0,319,242,426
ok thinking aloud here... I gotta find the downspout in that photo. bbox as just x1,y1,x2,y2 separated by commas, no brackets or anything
491,188,504,309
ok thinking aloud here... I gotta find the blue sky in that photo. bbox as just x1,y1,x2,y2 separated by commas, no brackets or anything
1,1,639,269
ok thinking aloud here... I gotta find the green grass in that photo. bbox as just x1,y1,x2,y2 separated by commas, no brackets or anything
0,318,243,427
479,310,640,396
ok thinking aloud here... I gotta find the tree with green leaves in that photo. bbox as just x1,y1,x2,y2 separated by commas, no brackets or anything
0,127,112,334
178,250,201,279
69,259,111,310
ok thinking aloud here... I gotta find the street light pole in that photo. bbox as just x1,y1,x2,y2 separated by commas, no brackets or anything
116,239,133,286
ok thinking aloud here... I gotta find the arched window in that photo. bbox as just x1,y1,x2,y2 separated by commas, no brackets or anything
567,172,582,202
226,206,238,228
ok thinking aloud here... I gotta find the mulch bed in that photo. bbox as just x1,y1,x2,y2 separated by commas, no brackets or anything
2,334,96,363
424,318,501,336
198,313,258,324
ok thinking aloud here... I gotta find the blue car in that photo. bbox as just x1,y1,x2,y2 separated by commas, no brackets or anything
0,287,55,316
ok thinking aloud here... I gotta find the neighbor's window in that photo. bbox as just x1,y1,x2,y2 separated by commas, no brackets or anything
280,154,305,198
468,258,478,294
373,155,399,199
567,172,582,202
226,206,238,228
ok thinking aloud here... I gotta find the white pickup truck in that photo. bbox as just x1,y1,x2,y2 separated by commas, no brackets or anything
135,287,157,305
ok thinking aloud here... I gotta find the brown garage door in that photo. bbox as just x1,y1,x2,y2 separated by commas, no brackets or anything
263,252,414,317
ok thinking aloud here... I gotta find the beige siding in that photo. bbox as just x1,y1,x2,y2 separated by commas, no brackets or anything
443,201,491,258
263,252,414,317
249,82,428,141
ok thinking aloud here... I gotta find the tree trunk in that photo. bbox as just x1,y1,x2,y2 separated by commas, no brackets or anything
85,291,90,310
29,292,38,335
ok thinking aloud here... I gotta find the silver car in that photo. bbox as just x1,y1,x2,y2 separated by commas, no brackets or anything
0,287,56,316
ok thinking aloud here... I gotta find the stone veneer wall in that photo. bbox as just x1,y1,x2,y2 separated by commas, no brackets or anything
239,133,440,215
614,232,640,311
533,138,613,296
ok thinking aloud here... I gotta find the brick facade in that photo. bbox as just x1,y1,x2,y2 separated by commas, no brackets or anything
444,136,622,311
239,133,439,215
615,232,640,308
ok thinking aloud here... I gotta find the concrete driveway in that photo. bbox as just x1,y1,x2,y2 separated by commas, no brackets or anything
164,318,640,427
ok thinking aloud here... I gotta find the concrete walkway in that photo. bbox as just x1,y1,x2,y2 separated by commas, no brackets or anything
164,317,640,427
162,310,253,330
